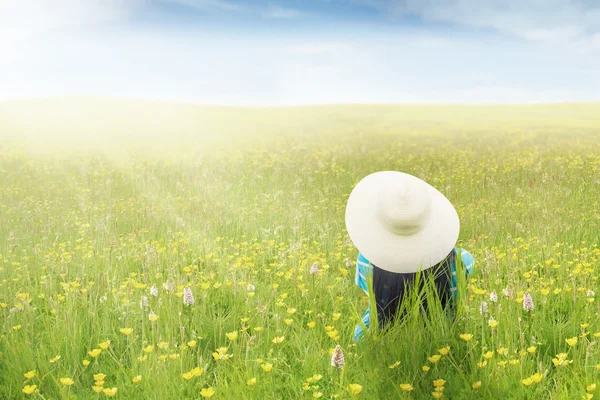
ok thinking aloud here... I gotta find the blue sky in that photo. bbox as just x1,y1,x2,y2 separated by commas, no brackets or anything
1,0,599,105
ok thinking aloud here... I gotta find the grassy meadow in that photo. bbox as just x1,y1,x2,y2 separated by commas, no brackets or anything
0,99,599,399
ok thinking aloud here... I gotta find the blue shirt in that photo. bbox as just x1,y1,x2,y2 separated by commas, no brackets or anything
353,248,474,342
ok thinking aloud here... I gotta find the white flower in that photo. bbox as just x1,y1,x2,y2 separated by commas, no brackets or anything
140,296,148,310
164,280,175,292
99,296,107,303
247,284,255,292
502,287,513,297
479,301,488,315
183,287,195,306
587,290,595,297
331,344,345,369
345,258,353,268
489,290,498,303
310,262,319,275
150,284,158,297
523,292,534,312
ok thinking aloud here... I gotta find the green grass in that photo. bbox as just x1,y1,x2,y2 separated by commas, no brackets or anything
0,99,599,399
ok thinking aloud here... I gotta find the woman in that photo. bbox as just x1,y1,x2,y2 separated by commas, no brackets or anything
345,171,474,341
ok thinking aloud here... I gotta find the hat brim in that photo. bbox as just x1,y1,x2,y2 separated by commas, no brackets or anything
345,171,460,273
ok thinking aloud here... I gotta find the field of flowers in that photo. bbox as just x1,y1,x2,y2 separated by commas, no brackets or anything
0,102,599,399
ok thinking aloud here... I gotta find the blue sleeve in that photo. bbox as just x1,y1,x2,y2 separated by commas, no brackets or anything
458,248,475,275
355,253,372,295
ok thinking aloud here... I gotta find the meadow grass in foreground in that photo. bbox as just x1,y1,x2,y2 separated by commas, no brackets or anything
0,101,599,399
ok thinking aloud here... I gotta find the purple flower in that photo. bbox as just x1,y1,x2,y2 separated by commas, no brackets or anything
310,262,319,275
183,287,195,306
331,345,345,369
523,292,534,312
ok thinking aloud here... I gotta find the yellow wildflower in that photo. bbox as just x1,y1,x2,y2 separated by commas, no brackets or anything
200,387,215,398
226,331,239,341
24,370,36,379
428,355,441,363
132,375,142,383
460,333,473,341
60,378,74,386
261,363,273,372
88,349,102,358
348,384,363,395
472,381,482,389
103,387,118,397
247,377,257,386
22,385,37,395
433,379,446,387
120,328,134,336
566,337,578,346
400,383,414,392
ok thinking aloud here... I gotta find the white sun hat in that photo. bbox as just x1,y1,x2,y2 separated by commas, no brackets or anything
345,171,460,273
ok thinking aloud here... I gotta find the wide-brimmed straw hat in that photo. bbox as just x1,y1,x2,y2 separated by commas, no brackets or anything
345,171,460,273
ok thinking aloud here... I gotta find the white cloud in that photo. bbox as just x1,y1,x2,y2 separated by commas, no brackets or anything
164,0,246,12
263,6,304,19
360,0,600,43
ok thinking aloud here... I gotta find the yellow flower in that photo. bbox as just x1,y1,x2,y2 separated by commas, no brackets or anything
531,373,543,383
521,377,534,386
400,383,414,392
24,370,36,379
247,377,257,386
428,355,441,363
261,363,273,372
13,325,22,330
22,385,37,395
488,319,499,328
460,333,473,341
477,361,487,368
254,327,263,332
422,365,431,372
132,375,142,383
433,379,446,387
312,374,323,381
226,331,239,341
588,384,597,392
472,381,482,389
566,337,578,346
92,386,103,393
438,346,450,355
94,373,106,382
348,383,363,395
497,347,509,356
149,314,159,322
432,392,443,399
287,307,297,314
103,387,118,397
200,387,215,398
157,341,169,350
483,351,494,359
120,328,134,336
88,349,102,358
332,312,342,321
191,367,204,377
313,392,323,398
98,340,111,350
389,361,401,369
584,394,594,400
144,345,155,353
307,321,316,328
527,346,537,354
284,318,294,325
82,359,91,366
188,340,198,348
240,317,250,323
183,371,195,380
272,336,285,344
60,377,75,386
49,355,61,363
